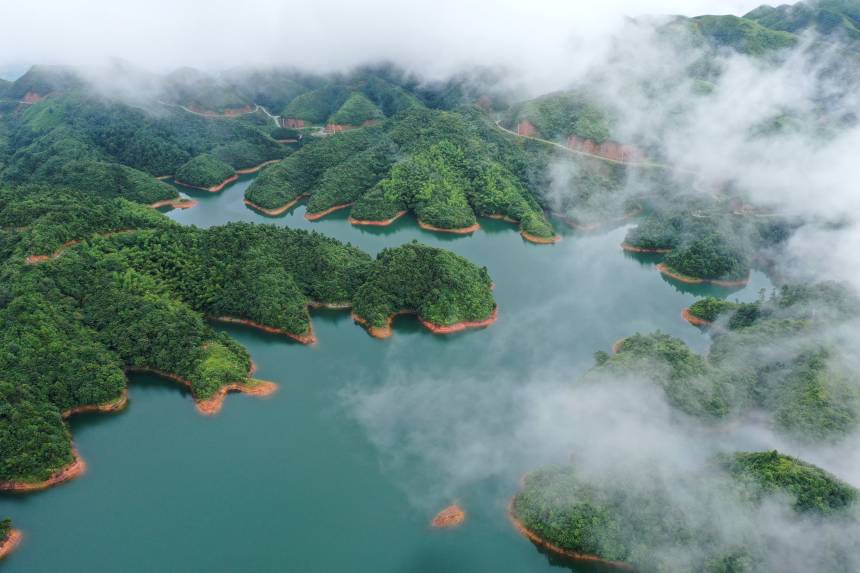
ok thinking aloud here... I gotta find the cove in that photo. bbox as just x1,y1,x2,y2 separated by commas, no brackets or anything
0,174,772,572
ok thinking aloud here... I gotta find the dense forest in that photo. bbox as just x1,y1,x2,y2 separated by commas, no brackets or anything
594,283,860,441
246,106,559,241
511,451,858,572
0,190,496,485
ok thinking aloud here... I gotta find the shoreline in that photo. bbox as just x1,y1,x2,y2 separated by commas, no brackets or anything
417,220,480,235
352,307,498,339
62,389,129,417
175,173,239,193
0,449,86,492
0,530,23,560
305,202,354,221
681,307,712,327
349,210,408,227
235,160,280,175
208,315,316,345
656,263,750,288
521,231,561,245
126,365,276,416
507,501,634,571
244,194,308,216
195,380,278,416
621,242,672,254
149,197,199,210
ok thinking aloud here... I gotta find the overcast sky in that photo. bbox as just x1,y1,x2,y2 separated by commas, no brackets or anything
1,0,765,79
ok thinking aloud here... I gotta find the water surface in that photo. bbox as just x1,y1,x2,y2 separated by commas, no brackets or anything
0,175,772,572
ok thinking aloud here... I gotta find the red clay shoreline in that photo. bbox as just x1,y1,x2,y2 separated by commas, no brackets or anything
126,365,276,416
175,173,239,193
352,307,498,339
418,220,481,235
522,231,561,245
621,242,672,254
149,197,199,210
0,449,86,492
244,194,308,216
305,202,354,221
507,500,634,571
656,263,750,288
0,530,23,560
208,315,316,345
682,307,712,327
349,210,409,227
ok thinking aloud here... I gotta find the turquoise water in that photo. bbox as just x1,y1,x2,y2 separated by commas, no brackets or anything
0,175,772,572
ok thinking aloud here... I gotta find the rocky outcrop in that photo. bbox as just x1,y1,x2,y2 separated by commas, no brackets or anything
431,505,466,528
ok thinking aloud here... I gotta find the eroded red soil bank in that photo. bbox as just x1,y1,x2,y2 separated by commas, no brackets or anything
175,174,239,193
656,263,750,288
244,194,308,216
349,211,408,226
305,202,353,221
208,316,316,345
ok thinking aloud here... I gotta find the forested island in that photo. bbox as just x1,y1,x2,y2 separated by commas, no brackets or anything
511,451,858,572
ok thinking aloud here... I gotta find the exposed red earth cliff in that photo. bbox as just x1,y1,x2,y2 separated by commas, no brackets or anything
0,530,23,560
22,91,45,104
282,118,306,128
175,174,239,193
349,210,409,227
352,307,498,339
507,501,634,571
208,316,316,345
566,135,644,163
431,505,466,528
516,120,539,137
611,338,627,354
305,202,354,221
656,263,750,288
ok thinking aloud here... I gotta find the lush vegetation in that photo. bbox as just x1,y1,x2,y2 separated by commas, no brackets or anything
328,92,383,125
352,242,495,327
598,283,860,442
502,91,615,142
0,185,496,483
720,450,857,513
0,518,10,542
246,107,559,238
512,452,858,572
175,154,235,187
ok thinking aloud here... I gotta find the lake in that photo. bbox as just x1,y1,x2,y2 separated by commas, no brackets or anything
0,174,772,572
